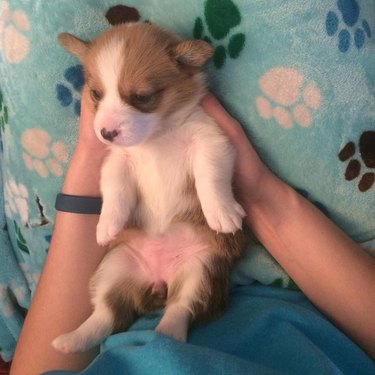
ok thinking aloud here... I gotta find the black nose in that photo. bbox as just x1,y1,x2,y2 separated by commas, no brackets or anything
101,128,119,142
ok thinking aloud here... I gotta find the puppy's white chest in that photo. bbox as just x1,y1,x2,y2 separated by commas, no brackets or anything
129,134,195,232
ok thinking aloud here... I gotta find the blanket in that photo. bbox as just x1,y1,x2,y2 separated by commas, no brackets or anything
44,285,375,375
0,0,374,362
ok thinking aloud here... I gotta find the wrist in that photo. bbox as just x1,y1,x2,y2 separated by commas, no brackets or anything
62,150,106,196
243,171,295,231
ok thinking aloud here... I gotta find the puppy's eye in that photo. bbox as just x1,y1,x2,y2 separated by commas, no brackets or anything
90,89,102,102
131,94,152,106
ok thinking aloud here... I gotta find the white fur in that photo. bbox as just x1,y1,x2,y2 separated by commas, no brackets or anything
97,106,245,243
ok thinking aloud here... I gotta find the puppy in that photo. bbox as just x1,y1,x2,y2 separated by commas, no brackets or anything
53,22,247,353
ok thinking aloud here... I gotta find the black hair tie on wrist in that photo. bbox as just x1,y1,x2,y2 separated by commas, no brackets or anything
55,193,102,215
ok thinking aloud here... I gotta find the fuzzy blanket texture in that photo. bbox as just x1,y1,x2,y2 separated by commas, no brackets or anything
0,0,374,363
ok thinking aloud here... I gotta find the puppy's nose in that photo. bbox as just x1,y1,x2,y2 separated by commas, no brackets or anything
101,128,119,142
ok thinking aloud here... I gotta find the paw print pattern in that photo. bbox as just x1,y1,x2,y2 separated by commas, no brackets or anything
21,128,69,178
338,131,375,192
4,179,29,224
56,65,84,116
19,262,40,290
256,67,322,129
193,0,245,69
326,0,372,53
0,0,30,63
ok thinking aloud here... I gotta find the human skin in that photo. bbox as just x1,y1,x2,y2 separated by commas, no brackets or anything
11,89,108,374
201,94,375,361
10,92,375,374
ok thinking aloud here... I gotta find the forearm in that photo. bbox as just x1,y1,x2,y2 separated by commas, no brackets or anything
11,153,107,375
246,171,375,359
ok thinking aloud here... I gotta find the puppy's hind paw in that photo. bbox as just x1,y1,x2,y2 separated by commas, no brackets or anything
155,319,188,342
52,332,88,354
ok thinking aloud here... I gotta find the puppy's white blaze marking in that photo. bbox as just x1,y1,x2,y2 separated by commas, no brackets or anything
94,37,162,147
96,38,125,100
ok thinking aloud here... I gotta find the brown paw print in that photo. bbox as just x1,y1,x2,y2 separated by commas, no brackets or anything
105,5,140,26
338,130,375,192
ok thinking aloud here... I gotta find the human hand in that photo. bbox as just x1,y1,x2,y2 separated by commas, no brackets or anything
201,94,270,207
62,87,108,196
74,86,107,157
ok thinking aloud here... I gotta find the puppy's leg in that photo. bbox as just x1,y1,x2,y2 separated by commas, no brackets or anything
155,253,216,342
52,245,142,353
192,131,245,234
52,304,115,354
97,150,137,245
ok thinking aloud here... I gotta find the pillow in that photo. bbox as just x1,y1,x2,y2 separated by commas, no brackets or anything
0,0,374,361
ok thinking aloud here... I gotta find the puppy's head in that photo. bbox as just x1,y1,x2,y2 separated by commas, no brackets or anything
58,23,212,147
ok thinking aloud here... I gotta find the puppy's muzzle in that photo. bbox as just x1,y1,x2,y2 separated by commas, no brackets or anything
101,128,119,142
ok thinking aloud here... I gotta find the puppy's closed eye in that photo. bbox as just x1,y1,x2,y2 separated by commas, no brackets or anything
90,89,103,102
126,89,165,112
131,93,152,106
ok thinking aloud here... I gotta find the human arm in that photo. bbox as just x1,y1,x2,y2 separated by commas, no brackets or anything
201,94,375,360
10,88,108,374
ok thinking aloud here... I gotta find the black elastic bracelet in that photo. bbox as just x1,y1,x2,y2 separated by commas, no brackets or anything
55,193,102,215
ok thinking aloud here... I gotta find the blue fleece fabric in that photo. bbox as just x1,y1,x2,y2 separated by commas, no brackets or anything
44,285,375,375
1,0,374,363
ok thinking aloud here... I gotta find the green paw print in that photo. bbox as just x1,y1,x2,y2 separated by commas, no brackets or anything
0,90,9,132
14,220,30,254
193,0,245,69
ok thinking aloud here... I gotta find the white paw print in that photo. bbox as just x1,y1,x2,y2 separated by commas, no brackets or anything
4,178,29,223
21,128,69,178
256,67,322,129
0,281,27,317
19,262,40,291
0,0,30,64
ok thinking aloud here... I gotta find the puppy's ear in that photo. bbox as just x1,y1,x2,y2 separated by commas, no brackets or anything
171,40,213,69
58,33,90,60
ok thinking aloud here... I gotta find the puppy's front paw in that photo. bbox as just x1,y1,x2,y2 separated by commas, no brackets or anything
96,210,128,246
203,199,245,233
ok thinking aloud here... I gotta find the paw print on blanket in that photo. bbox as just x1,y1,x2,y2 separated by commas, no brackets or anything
0,282,27,317
338,131,375,192
256,67,322,129
21,128,69,178
4,179,29,224
193,0,245,69
326,0,372,53
0,1,30,63
56,65,84,116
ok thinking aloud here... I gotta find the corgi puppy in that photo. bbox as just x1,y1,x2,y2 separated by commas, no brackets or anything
53,22,246,353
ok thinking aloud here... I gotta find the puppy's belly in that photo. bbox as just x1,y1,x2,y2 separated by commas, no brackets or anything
113,223,210,285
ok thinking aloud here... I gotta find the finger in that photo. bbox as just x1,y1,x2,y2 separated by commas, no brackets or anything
200,94,247,140
79,87,94,123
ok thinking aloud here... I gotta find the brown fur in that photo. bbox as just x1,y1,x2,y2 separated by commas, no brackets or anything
59,23,213,117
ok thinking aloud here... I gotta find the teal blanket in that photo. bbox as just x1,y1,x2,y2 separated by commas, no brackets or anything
0,0,374,362
44,285,375,375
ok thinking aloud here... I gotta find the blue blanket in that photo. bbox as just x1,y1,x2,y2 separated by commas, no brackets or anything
0,0,374,363
44,285,375,375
